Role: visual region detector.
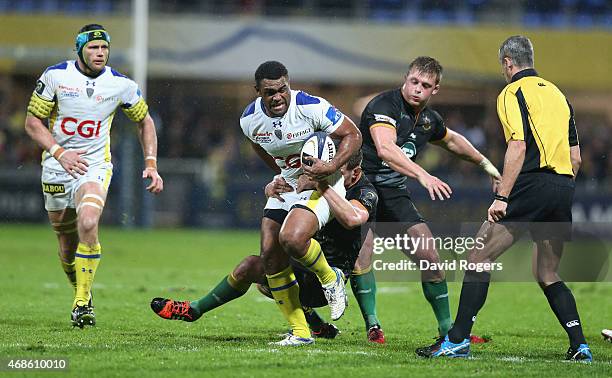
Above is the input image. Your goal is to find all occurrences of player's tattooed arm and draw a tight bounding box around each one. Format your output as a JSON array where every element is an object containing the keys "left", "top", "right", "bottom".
[
  {"left": 137, "top": 113, "right": 163, "bottom": 194},
  {"left": 250, "top": 142, "right": 281, "bottom": 174},
  {"left": 371, "top": 125, "right": 451, "bottom": 201},
  {"left": 24, "top": 115, "right": 89, "bottom": 178}
]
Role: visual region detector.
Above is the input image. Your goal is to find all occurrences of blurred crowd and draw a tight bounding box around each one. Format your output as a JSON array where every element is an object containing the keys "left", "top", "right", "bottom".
[
  {"left": 1, "top": 0, "right": 611, "bottom": 28},
  {"left": 1, "top": 75, "right": 610, "bottom": 189}
]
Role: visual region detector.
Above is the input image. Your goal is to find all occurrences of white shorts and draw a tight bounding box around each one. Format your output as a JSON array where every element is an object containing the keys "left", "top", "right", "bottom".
[
  {"left": 41, "top": 163, "right": 113, "bottom": 211},
  {"left": 264, "top": 173, "right": 346, "bottom": 230}
]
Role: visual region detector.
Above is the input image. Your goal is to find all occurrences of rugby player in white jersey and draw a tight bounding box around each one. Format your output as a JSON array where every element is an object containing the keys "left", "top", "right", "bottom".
[
  {"left": 240, "top": 61, "right": 361, "bottom": 345},
  {"left": 24, "top": 24, "right": 163, "bottom": 328}
]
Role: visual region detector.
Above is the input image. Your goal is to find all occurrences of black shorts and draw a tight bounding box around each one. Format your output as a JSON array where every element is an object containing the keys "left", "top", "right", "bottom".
[
  {"left": 373, "top": 185, "right": 425, "bottom": 237},
  {"left": 502, "top": 171, "right": 574, "bottom": 241}
]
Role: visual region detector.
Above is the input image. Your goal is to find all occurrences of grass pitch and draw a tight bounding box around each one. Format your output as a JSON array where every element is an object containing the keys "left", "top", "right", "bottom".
[{"left": 0, "top": 224, "right": 611, "bottom": 377}]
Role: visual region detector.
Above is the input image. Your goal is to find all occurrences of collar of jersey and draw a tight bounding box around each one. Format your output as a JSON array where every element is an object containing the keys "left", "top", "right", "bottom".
[
  {"left": 511, "top": 68, "right": 538, "bottom": 83},
  {"left": 74, "top": 60, "right": 106, "bottom": 79}
]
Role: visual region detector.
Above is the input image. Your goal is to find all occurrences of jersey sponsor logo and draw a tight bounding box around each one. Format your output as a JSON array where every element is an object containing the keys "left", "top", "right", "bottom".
[
  {"left": 35, "top": 80, "right": 46, "bottom": 95},
  {"left": 401, "top": 141, "right": 417, "bottom": 159},
  {"left": 325, "top": 106, "right": 343, "bottom": 124},
  {"left": 58, "top": 85, "right": 81, "bottom": 99},
  {"left": 253, "top": 131, "right": 273, "bottom": 144},
  {"left": 286, "top": 128, "right": 313, "bottom": 140},
  {"left": 60, "top": 117, "right": 102, "bottom": 138},
  {"left": 42, "top": 183, "right": 65, "bottom": 195},
  {"left": 374, "top": 114, "right": 397, "bottom": 127},
  {"left": 94, "top": 95, "right": 119, "bottom": 104},
  {"left": 274, "top": 154, "right": 301, "bottom": 169}
]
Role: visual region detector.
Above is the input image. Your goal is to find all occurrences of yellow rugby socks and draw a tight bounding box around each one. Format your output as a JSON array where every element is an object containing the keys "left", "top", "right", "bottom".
[
  {"left": 73, "top": 243, "right": 101, "bottom": 308},
  {"left": 295, "top": 239, "right": 336, "bottom": 286},
  {"left": 266, "top": 266, "right": 310, "bottom": 339}
]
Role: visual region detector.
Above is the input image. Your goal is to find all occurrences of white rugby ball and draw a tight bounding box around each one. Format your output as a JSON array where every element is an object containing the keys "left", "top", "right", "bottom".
[{"left": 301, "top": 132, "right": 336, "bottom": 166}]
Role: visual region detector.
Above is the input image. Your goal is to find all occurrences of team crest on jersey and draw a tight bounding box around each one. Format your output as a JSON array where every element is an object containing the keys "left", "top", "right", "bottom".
[
  {"left": 85, "top": 81, "right": 95, "bottom": 98},
  {"left": 42, "top": 183, "right": 65, "bottom": 195},
  {"left": 272, "top": 120, "right": 283, "bottom": 140},
  {"left": 421, "top": 115, "right": 431, "bottom": 130}
]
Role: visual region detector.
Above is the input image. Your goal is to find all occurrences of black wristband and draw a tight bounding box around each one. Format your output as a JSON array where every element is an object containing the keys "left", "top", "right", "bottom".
[{"left": 494, "top": 194, "right": 509, "bottom": 203}]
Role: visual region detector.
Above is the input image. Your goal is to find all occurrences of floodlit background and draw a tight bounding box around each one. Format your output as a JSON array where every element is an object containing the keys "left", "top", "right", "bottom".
[{"left": 0, "top": 0, "right": 610, "bottom": 228}]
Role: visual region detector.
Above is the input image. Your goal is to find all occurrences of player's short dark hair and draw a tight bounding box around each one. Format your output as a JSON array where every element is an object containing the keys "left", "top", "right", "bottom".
[
  {"left": 499, "top": 35, "right": 534, "bottom": 68},
  {"left": 255, "top": 61, "right": 288, "bottom": 88},
  {"left": 407, "top": 56, "right": 443, "bottom": 84},
  {"left": 79, "top": 24, "right": 106, "bottom": 33},
  {"left": 346, "top": 150, "right": 363, "bottom": 170}
]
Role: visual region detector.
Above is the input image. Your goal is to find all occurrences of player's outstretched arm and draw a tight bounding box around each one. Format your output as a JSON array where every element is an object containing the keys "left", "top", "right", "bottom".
[
  {"left": 371, "top": 125, "right": 451, "bottom": 201},
  {"left": 432, "top": 128, "right": 501, "bottom": 187},
  {"left": 136, "top": 113, "right": 163, "bottom": 194},
  {"left": 25, "top": 114, "right": 88, "bottom": 178},
  {"left": 316, "top": 181, "right": 369, "bottom": 230},
  {"left": 303, "top": 117, "right": 362, "bottom": 180}
]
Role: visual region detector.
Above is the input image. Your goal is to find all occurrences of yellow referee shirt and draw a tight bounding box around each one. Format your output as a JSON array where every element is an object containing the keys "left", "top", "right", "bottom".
[{"left": 497, "top": 69, "right": 579, "bottom": 176}]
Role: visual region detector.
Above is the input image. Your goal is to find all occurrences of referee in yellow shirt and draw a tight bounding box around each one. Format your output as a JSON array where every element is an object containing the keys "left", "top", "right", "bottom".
[{"left": 416, "top": 35, "right": 592, "bottom": 361}]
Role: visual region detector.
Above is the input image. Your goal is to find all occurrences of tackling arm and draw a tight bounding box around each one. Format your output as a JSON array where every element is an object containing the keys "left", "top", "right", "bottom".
[{"left": 316, "top": 181, "right": 369, "bottom": 229}]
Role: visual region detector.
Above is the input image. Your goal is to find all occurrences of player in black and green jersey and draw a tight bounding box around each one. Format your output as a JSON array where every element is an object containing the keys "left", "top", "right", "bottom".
[
  {"left": 151, "top": 151, "right": 385, "bottom": 343},
  {"left": 359, "top": 56, "right": 502, "bottom": 337}
]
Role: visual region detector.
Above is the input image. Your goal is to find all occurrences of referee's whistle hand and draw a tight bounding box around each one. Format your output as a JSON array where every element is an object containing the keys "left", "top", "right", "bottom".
[{"left": 487, "top": 200, "right": 507, "bottom": 222}]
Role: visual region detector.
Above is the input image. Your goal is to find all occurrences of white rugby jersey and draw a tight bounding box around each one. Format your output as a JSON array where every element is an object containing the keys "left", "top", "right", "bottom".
[
  {"left": 34, "top": 60, "right": 144, "bottom": 171},
  {"left": 240, "top": 90, "right": 345, "bottom": 188}
]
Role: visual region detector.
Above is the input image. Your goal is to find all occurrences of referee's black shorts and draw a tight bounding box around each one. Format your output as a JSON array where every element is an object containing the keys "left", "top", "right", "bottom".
[
  {"left": 501, "top": 170, "right": 575, "bottom": 241},
  {"left": 372, "top": 185, "right": 426, "bottom": 238}
]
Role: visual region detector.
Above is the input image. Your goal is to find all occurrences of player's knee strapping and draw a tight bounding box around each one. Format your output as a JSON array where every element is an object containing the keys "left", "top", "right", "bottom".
[
  {"left": 76, "top": 194, "right": 105, "bottom": 214},
  {"left": 267, "top": 266, "right": 310, "bottom": 339},
  {"left": 296, "top": 238, "right": 336, "bottom": 286},
  {"left": 74, "top": 242, "right": 101, "bottom": 307},
  {"left": 51, "top": 218, "right": 78, "bottom": 235}
]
